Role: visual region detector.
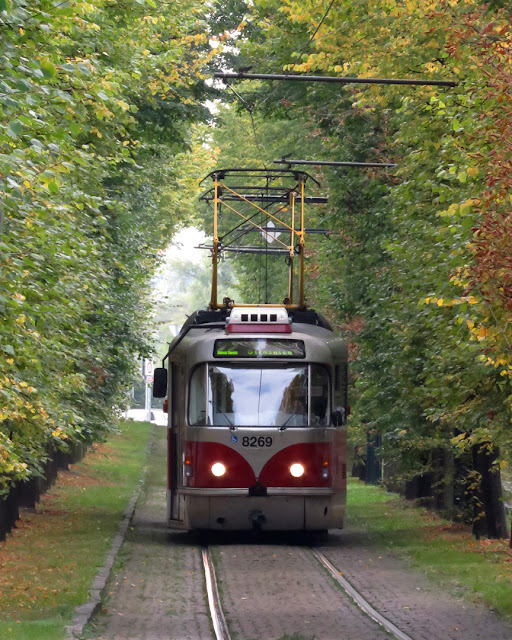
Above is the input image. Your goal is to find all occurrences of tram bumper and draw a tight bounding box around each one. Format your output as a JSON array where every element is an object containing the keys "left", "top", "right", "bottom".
[{"left": 184, "top": 493, "right": 344, "bottom": 531}]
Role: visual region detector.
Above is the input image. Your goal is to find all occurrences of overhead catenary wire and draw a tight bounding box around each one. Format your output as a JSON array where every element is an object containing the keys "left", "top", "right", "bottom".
[
  {"left": 306, "top": 0, "right": 337, "bottom": 48},
  {"left": 224, "top": 82, "right": 268, "bottom": 169},
  {"left": 217, "top": 0, "right": 339, "bottom": 163},
  {"left": 255, "top": 0, "right": 338, "bottom": 110}
]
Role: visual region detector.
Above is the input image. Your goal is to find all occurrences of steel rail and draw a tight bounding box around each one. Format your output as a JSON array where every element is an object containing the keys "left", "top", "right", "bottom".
[
  {"left": 200, "top": 194, "right": 328, "bottom": 204},
  {"left": 202, "top": 546, "right": 231, "bottom": 640},
  {"left": 196, "top": 244, "right": 290, "bottom": 256},
  {"left": 214, "top": 71, "right": 457, "bottom": 87},
  {"left": 273, "top": 159, "right": 397, "bottom": 168},
  {"left": 311, "top": 548, "right": 414, "bottom": 640}
]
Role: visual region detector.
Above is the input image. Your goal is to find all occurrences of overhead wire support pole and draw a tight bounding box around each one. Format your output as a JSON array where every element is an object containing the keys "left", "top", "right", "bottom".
[
  {"left": 274, "top": 159, "right": 398, "bottom": 168},
  {"left": 289, "top": 190, "right": 296, "bottom": 304},
  {"left": 214, "top": 71, "right": 457, "bottom": 88},
  {"left": 210, "top": 176, "right": 220, "bottom": 310},
  {"left": 299, "top": 177, "right": 306, "bottom": 310}
]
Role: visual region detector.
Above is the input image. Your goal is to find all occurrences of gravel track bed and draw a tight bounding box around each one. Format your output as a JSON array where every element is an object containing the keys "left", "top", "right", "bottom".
[
  {"left": 318, "top": 529, "right": 512, "bottom": 640},
  {"left": 212, "top": 536, "right": 393, "bottom": 640}
]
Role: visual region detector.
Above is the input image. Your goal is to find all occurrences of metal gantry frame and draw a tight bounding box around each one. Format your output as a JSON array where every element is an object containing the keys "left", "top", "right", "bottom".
[
  {"left": 199, "top": 168, "right": 324, "bottom": 311},
  {"left": 202, "top": 71, "right": 456, "bottom": 310}
]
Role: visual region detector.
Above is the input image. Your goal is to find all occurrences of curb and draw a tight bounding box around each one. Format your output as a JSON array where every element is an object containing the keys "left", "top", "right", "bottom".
[{"left": 65, "top": 424, "right": 155, "bottom": 640}]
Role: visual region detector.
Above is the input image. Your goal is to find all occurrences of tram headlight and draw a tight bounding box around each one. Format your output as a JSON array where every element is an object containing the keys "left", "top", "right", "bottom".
[
  {"left": 290, "top": 463, "right": 305, "bottom": 478},
  {"left": 211, "top": 462, "right": 226, "bottom": 477}
]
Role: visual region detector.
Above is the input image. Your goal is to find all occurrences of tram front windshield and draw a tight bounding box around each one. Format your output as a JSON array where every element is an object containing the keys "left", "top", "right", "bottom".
[{"left": 188, "top": 364, "right": 329, "bottom": 427}]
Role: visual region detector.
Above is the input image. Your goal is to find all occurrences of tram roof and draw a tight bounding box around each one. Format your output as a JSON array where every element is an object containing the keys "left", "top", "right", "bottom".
[{"left": 166, "top": 308, "right": 347, "bottom": 366}]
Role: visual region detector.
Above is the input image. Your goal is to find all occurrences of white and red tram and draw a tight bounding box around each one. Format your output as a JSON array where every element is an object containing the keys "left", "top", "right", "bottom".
[{"left": 153, "top": 305, "right": 348, "bottom": 532}]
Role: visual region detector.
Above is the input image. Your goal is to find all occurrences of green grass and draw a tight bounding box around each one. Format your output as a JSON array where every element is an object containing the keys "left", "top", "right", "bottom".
[
  {"left": 0, "top": 420, "right": 152, "bottom": 640},
  {"left": 347, "top": 477, "right": 512, "bottom": 620}
]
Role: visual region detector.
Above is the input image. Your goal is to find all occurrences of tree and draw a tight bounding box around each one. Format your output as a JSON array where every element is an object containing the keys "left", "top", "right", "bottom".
[
  {"left": 0, "top": 0, "right": 215, "bottom": 494},
  {"left": 209, "top": 0, "right": 512, "bottom": 536}
]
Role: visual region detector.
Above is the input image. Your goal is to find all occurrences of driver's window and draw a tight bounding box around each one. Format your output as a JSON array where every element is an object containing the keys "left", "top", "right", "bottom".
[
  {"left": 188, "top": 365, "right": 206, "bottom": 426},
  {"left": 310, "top": 365, "right": 329, "bottom": 426}
]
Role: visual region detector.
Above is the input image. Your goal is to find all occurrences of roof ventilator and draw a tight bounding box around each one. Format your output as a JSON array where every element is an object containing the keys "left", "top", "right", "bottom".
[{"left": 227, "top": 306, "right": 292, "bottom": 334}]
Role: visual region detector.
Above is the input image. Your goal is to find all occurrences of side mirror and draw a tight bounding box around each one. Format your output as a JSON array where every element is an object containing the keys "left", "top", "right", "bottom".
[{"left": 153, "top": 367, "right": 167, "bottom": 398}]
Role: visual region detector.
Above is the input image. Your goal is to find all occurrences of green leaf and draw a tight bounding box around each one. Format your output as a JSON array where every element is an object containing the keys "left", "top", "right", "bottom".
[
  {"left": 40, "top": 61, "right": 57, "bottom": 78},
  {"left": 69, "top": 122, "right": 82, "bottom": 136},
  {"left": 7, "top": 120, "right": 23, "bottom": 138}
]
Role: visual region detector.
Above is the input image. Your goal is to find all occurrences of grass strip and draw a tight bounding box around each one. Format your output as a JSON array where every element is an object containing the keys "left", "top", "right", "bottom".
[
  {"left": 0, "top": 420, "right": 152, "bottom": 640},
  {"left": 347, "top": 477, "right": 512, "bottom": 621}
]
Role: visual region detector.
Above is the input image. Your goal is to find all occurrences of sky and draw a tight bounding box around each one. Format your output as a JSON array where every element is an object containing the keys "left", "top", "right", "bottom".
[{"left": 153, "top": 226, "right": 208, "bottom": 302}]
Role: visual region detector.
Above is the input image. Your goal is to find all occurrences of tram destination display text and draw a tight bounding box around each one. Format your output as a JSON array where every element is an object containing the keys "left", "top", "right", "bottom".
[{"left": 213, "top": 338, "right": 305, "bottom": 359}]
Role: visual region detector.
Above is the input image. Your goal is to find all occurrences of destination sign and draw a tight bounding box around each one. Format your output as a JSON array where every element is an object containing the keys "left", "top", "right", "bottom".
[{"left": 213, "top": 338, "right": 305, "bottom": 359}]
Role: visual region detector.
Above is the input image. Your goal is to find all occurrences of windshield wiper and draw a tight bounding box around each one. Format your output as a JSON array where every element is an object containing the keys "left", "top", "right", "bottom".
[
  {"left": 209, "top": 400, "right": 233, "bottom": 427},
  {"left": 279, "top": 414, "right": 295, "bottom": 431}
]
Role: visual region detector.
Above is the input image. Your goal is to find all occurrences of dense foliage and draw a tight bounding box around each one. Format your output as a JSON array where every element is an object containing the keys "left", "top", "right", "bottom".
[
  {"left": 3, "top": 0, "right": 512, "bottom": 535},
  {"left": 210, "top": 0, "right": 512, "bottom": 529},
  {"left": 0, "top": 0, "right": 212, "bottom": 494}
]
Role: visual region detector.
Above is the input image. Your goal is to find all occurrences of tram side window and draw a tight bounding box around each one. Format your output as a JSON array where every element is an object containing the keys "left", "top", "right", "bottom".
[
  {"left": 276, "top": 369, "right": 308, "bottom": 427},
  {"left": 310, "top": 365, "right": 329, "bottom": 426},
  {"left": 208, "top": 366, "right": 236, "bottom": 426},
  {"left": 189, "top": 365, "right": 207, "bottom": 426}
]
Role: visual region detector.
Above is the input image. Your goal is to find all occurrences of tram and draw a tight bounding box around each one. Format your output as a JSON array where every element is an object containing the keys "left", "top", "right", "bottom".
[{"left": 153, "top": 169, "right": 348, "bottom": 531}]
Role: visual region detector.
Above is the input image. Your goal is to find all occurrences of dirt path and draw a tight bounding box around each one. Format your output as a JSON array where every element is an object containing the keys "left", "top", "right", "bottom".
[{"left": 86, "top": 424, "right": 512, "bottom": 640}]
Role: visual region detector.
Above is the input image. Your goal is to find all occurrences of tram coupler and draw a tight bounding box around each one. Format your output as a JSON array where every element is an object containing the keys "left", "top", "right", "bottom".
[{"left": 249, "top": 510, "right": 266, "bottom": 531}]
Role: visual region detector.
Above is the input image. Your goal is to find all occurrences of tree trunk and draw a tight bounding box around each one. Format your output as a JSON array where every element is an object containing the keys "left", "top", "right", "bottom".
[
  {"left": 433, "top": 448, "right": 455, "bottom": 516},
  {"left": 471, "top": 444, "right": 508, "bottom": 539},
  {"left": 365, "top": 432, "right": 382, "bottom": 485}
]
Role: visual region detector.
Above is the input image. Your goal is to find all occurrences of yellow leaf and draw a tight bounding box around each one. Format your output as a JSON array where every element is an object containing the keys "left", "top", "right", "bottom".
[{"left": 478, "top": 326, "right": 488, "bottom": 340}]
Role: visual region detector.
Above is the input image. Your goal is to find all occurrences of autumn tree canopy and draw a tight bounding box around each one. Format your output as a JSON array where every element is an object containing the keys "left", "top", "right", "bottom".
[
  {"left": 206, "top": 0, "right": 512, "bottom": 530},
  {"left": 0, "top": 0, "right": 213, "bottom": 493}
]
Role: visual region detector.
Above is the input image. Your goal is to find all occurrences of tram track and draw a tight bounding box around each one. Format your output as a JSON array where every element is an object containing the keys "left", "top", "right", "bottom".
[
  {"left": 202, "top": 545, "right": 231, "bottom": 640},
  {"left": 311, "top": 548, "right": 413, "bottom": 640},
  {"left": 201, "top": 539, "right": 417, "bottom": 640}
]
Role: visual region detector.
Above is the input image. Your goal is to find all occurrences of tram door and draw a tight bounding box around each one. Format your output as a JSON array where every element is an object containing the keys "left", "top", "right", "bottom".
[{"left": 167, "top": 363, "right": 181, "bottom": 522}]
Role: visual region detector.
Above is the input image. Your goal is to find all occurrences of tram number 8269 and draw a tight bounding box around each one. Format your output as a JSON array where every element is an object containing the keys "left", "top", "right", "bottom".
[{"left": 242, "top": 436, "right": 273, "bottom": 447}]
